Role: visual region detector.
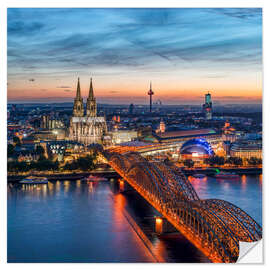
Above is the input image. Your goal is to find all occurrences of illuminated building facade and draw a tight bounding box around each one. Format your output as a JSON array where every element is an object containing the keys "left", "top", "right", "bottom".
[
  {"left": 41, "top": 115, "right": 65, "bottom": 130},
  {"left": 45, "top": 140, "right": 85, "bottom": 161},
  {"left": 221, "top": 121, "right": 241, "bottom": 143},
  {"left": 230, "top": 141, "right": 262, "bottom": 159},
  {"left": 180, "top": 138, "right": 214, "bottom": 160},
  {"left": 69, "top": 78, "right": 107, "bottom": 145},
  {"left": 112, "top": 115, "right": 120, "bottom": 123},
  {"left": 159, "top": 119, "right": 166, "bottom": 133},
  {"left": 156, "top": 119, "right": 166, "bottom": 133},
  {"left": 111, "top": 130, "right": 138, "bottom": 144},
  {"left": 202, "top": 92, "right": 212, "bottom": 120},
  {"left": 32, "top": 131, "right": 57, "bottom": 141}
]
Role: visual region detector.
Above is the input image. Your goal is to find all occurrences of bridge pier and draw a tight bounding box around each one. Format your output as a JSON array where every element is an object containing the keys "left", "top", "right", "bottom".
[
  {"left": 155, "top": 216, "right": 178, "bottom": 235},
  {"left": 118, "top": 179, "right": 133, "bottom": 193},
  {"left": 118, "top": 179, "right": 124, "bottom": 192}
]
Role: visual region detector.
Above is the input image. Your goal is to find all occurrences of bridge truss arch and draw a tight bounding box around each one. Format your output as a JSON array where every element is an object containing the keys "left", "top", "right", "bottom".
[{"left": 106, "top": 150, "right": 262, "bottom": 263}]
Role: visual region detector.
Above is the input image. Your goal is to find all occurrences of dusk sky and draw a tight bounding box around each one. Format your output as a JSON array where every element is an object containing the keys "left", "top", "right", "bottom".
[{"left": 7, "top": 8, "right": 262, "bottom": 104}]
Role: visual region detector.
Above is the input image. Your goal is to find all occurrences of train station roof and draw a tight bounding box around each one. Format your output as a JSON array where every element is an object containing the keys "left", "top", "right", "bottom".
[{"left": 153, "top": 128, "right": 218, "bottom": 142}]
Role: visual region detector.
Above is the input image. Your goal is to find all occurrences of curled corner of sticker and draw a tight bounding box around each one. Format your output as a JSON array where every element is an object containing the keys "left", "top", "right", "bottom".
[{"left": 237, "top": 239, "right": 263, "bottom": 263}]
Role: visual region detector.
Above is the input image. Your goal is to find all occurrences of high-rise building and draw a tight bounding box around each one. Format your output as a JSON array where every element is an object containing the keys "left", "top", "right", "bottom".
[
  {"left": 202, "top": 92, "right": 212, "bottom": 120},
  {"left": 147, "top": 82, "right": 154, "bottom": 113},
  {"left": 69, "top": 78, "right": 107, "bottom": 145},
  {"left": 129, "top": 103, "right": 134, "bottom": 114}
]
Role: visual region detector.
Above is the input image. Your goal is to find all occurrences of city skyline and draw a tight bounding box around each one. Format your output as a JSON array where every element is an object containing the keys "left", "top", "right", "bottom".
[
  {"left": 7, "top": 8, "right": 262, "bottom": 104},
  {"left": 6, "top": 7, "right": 263, "bottom": 265}
]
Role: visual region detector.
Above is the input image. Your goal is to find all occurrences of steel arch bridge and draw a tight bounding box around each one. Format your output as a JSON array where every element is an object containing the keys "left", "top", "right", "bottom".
[{"left": 104, "top": 150, "right": 262, "bottom": 263}]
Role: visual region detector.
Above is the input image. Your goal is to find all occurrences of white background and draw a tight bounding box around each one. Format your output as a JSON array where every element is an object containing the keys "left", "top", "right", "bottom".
[{"left": 0, "top": 0, "right": 269, "bottom": 269}]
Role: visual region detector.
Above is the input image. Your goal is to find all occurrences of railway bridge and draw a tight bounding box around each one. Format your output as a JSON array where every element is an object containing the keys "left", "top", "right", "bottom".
[{"left": 103, "top": 149, "right": 262, "bottom": 263}]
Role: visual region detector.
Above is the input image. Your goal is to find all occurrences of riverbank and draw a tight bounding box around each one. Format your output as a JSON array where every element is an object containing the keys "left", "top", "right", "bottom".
[
  {"left": 182, "top": 167, "right": 262, "bottom": 176},
  {"left": 7, "top": 170, "right": 118, "bottom": 183},
  {"left": 7, "top": 166, "right": 262, "bottom": 182}
]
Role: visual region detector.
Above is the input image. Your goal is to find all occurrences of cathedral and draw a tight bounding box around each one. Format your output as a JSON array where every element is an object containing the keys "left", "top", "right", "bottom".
[{"left": 69, "top": 78, "right": 107, "bottom": 145}]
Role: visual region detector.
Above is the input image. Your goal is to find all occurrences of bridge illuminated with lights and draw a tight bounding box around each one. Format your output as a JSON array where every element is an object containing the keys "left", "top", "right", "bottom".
[{"left": 102, "top": 148, "right": 262, "bottom": 263}]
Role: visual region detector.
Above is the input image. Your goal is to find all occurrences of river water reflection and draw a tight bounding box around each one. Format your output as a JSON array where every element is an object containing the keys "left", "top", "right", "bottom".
[
  {"left": 7, "top": 173, "right": 262, "bottom": 262},
  {"left": 189, "top": 174, "right": 262, "bottom": 226}
]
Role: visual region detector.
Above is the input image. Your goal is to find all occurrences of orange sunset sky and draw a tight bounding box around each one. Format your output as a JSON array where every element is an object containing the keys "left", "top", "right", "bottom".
[{"left": 7, "top": 8, "right": 262, "bottom": 104}]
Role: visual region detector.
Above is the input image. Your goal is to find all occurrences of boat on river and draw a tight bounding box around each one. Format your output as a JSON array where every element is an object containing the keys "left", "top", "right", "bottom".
[
  {"left": 82, "top": 175, "right": 107, "bottom": 182},
  {"left": 19, "top": 176, "right": 48, "bottom": 184},
  {"left": 192, "top": 174, "right": 206, "bottom": 179},
  {"left": 215, "top": 171, "right": 240, "bottom": 180}
]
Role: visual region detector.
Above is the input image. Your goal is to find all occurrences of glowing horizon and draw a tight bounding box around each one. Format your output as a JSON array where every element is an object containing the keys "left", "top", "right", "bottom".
[{"left": 7, "top": 8, "right": 262, "bottom": 105}]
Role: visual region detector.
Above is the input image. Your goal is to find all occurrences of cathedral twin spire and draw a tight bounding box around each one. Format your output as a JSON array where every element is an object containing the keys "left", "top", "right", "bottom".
[
  {"left": 72, "top": 77, "right": 97, "bottom": 117},
  {"left": 87, "top": 78, "right": 97, "bottom": 117},
  {"left": 76, "top": 77, "right": 82, "bottom": 99},
  {"left": 72, "top": 78, "right": 84, "bottom": 117},
  {"left": 88, "top": 78, "right": 94, "bottom": 100}
]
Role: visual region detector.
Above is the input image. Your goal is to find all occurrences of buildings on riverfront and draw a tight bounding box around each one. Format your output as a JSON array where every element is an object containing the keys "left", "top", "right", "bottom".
[
  {"left": 7, "top": 82, "right": 262, "bottom": 166},
  {"left": 230, "top": 140, "right": 262, "bottom": 159}
]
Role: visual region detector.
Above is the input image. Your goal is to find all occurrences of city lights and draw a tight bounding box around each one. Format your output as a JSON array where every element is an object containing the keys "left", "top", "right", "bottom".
[{"left": 7, "top": 7, "right": 262, "bottom": 264}]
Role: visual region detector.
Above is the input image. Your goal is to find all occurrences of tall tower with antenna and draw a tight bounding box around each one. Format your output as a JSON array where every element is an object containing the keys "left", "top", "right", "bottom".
[{"left": 148, "top": 82, "right": 154, "bottom": 113}]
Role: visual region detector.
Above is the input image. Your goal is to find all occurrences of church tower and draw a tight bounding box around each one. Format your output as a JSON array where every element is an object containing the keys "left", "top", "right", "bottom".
[
  {"left": 72, "top": 78, "right": 84, "bottom": 117},
  {"left": 86, "top": 78, "right": 97, "bottom": 117},
  {"left": 69, "top": 76, "right": 107, "bottom": 145}
]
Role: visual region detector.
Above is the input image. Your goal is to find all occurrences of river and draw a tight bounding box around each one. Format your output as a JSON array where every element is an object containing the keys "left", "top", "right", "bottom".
[{"left": 7, "top": 174, "right": 262, "bottom": 263}]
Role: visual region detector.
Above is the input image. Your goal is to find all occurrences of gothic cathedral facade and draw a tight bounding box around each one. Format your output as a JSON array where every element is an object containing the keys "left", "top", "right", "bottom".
[{"left": 69, "top": 78, "right": 107, "bottom": 145}]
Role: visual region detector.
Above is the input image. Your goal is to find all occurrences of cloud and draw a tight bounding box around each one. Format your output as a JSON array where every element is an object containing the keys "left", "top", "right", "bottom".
[
  {"left": 214, "top": 96, "right": 262, "bottom": 101},
  {"left": 109, "top": 90, "right": 119, "bottom": 93},
  {"left": 202, "top": 74, "right": 227, "bottom": 78},
  {"left": 215, "top": 96, "right": 245, "bottom": 99},
  {"left": 213, "top": 8, "right": 262, "bottom": 20},
  {"left": 8, "top": 21, "right": 45, "bottom": 36},
  {"left": 7, "top": 8, "right": 262, "bottom": 103}
]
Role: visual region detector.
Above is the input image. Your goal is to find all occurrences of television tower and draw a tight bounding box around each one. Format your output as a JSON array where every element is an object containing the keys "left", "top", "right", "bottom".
[{"left": 148, "top": 82, "right": 154, "bottom": 113}]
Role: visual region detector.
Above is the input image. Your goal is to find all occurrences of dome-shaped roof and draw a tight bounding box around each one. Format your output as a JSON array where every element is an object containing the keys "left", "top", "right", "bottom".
[{"left": 180, "top": 138, "right": 214, "bottom": 156}]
